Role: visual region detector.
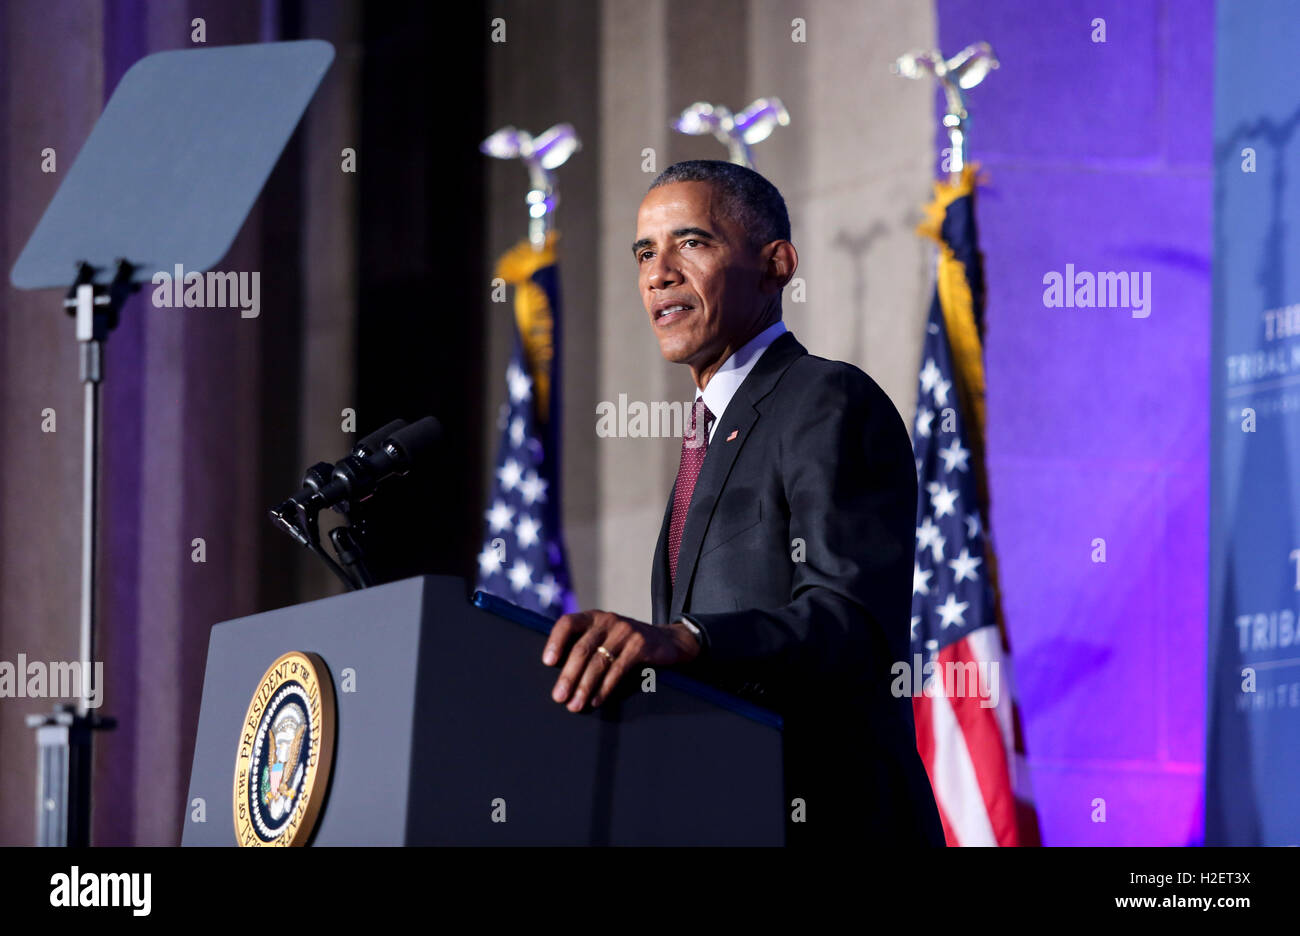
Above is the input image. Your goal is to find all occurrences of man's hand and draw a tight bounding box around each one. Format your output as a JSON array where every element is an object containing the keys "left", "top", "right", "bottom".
[{"left": 542, "top": 610, "right": 701, "bottom": 712}]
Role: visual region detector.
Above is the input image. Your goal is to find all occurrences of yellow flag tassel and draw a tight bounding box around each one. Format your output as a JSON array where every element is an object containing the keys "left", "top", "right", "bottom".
[
  {"left": 495, "top": 231, "right": 559, "bottom": 419},
  {"left": 916, "top": 164, "right": 989, "bottom": 447}
]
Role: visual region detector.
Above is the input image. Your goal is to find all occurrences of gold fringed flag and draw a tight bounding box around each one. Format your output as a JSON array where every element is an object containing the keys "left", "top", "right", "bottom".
[
  {"left": 910, "top": 165, "right": 1040, "bottom": 846},
  {"left": 476, "top": 231, "right": 576, "bottom": 616}
]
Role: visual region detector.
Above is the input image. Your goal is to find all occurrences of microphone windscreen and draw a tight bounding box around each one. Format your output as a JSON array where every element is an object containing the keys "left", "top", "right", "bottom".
[
  {"left": 385, "top": 416, "right": 442, "bottom": 467},
  {"left": 354, "top": 419, "right": 407, "bottom": 457}
]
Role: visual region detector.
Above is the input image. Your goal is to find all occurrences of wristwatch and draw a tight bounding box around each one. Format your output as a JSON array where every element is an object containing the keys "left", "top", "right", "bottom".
[{"left": 674, "top": 614, "right": 707, "bottom": 651}]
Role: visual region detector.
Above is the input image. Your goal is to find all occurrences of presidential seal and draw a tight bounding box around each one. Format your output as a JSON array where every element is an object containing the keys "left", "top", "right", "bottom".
[{"left": 233, "top": 651, "right": 336, "bottom": 847}]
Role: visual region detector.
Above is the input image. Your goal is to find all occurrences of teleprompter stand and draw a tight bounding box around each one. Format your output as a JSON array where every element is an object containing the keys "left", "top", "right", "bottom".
[
  {"left": 22, "top": 260, "right": 133, "bottom": 846},
  {"left": 10, "top": 40, "right": 335, "bottom": 845}
]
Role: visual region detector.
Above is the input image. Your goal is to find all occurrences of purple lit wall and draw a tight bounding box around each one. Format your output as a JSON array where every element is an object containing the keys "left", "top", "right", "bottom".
[{"left": 935, "top": 0, "right": 1212, "bottom": 844}]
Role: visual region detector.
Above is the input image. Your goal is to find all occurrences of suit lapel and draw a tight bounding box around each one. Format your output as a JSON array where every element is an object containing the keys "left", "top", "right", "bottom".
[
  {"left": 669, "top": 404, "right": 758, "bottom": 621},
  {"left": 668, "top": 331, "right": 807, "bottom": 621}
]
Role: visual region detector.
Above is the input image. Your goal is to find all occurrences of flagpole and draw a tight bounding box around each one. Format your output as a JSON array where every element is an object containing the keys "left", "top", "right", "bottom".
[
  {"left": 671, "top": 97, "right": 789, "bottom": 169},
  {"left": 891, "top": 42, "right": 999, "bottom": 184},
  {"left": 481, "top": 123, "right": 581, "bottom": 250}
]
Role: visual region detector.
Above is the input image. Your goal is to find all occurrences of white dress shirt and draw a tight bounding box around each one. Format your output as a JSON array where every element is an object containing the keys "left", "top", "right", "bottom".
[{"left": 695, "top": 319, "right": 788, "bottom": 442}]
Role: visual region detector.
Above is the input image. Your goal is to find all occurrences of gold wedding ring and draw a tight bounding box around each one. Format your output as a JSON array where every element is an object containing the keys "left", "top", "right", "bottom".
[{"left": 595, "top": 645, "right": 614, "bottom": 663}]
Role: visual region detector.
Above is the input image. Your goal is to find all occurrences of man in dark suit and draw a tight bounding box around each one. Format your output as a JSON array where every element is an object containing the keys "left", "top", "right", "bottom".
[{"left": 542, "top": 159, "right": 943, "bottom": 845}]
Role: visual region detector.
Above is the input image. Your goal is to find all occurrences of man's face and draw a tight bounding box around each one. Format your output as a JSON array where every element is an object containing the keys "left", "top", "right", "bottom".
[{"left": 633, "top": 181, "right": 766, "bottom": 374}]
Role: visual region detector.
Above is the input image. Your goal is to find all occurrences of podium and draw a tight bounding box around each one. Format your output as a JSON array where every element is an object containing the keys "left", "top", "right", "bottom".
[{"left": 183, "top": 575, "right": 785, "bottom": 845}]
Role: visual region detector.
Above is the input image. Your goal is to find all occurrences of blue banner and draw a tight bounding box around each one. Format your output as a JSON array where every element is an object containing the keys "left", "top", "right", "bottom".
[{"left": 1207, "top": 0, "right": 1300, "bottom": 845}]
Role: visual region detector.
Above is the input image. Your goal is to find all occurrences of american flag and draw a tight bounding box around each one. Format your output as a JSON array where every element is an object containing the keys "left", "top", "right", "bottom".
[
  {"left": 910, "top": 165, "right": 1040, "bottom": 846},
  {"left": 475, "top": 233, "right": 576, "bottom": 617}
]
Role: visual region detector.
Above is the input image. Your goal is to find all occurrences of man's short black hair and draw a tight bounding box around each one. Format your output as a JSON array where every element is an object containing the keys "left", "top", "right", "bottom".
[{"left": 648, "top": 159, "right": 791, "bottom": 250}]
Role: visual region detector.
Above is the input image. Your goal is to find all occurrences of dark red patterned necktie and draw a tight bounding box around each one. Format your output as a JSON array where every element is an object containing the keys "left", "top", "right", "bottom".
[{"left": 669, "top": 399, "right": 713, "bottom": 585}]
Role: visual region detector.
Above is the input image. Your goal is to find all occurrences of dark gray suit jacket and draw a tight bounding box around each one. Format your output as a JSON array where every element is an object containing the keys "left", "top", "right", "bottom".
[{"left": 651, "top": 330, "right": 945, "bottom": 846}]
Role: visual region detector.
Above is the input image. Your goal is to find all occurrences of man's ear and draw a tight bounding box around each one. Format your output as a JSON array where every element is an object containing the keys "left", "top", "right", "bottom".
[{"left": 760, "top": 240, "right": 798, "bottom": 294}]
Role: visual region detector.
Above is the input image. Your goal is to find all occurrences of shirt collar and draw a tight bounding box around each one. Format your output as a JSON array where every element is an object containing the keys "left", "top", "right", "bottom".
[{"left": 695, "top": 320, "right": 788, "bottom": 437}]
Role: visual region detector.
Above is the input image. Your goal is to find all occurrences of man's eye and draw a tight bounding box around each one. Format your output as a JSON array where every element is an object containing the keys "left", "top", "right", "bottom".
[
  {"left": 683, "top": 239, "right": 700, "bottom": 247},
  {"left": 638, "top": 251, "right": 652, "bottom": 263}
]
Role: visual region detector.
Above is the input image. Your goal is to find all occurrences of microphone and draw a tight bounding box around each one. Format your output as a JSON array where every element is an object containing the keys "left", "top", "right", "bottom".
[
  {"left": 283, "top": 419, "right": 407, "bottom": 510},
  {"left": 268, "top": 416, "right": 443, "bottom": 589},
  {"left": 296, "top": 416, "right": 442, "bottom": 515}
]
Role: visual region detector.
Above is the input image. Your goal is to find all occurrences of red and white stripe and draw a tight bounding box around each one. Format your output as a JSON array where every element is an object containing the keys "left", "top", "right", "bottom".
[{"left": 913, "top": 625, "right": 1039, "bottom": 846}]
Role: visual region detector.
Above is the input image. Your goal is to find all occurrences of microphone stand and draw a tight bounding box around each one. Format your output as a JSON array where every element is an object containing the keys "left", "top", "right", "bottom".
[
  {"left": 269, "top": 475, "right": 359, "bottom": 591},
  {"left": 329, "top": 511, "right": 376, "bottom": 589},
  {"left": 269, "top": 465, "right": 379, "bottom": 591}
]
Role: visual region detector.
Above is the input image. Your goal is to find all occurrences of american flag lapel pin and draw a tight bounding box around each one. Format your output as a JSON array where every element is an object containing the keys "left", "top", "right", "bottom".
[{"left": 725, "top": 429, "right": 739, "bottom": 442}]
